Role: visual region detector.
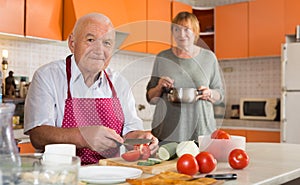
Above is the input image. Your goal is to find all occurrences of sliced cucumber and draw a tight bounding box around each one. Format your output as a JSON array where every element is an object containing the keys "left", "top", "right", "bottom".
[
  {"left": 137, "top": 160, "right": 155, "bottom": 166},
  {"left": 158, "top": 142, "right": 178, "bottom": 161},
  {"left": 147, "top": 158, "right": 162, "bottom": 164}
]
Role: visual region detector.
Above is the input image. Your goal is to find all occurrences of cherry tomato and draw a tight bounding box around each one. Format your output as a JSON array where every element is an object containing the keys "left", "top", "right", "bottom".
[
  {"left": 211, "top": 129, "right": 231, "bottom": 139},
  {"left": 177, "top": 154, "right": 199, "bottom": 176},
  {"left": 195, "top": 151, "right": 217, "bottom": 173},
  {"left": 134, "top": 144, "right": 151, "bottom": 160},
  {"left": 228, "top": 149, "right": 249, "bottom": 169},
  {"left": 121, "top": 150, "right": 140, "bottom": 162}
]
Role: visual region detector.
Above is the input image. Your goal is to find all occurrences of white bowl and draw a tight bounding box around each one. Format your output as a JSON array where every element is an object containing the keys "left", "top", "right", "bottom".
[{"left": 198, "top": 135, "right": 246, "bottom": 162}]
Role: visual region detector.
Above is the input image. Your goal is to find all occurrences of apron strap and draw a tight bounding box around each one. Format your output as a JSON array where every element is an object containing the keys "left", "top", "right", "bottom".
[{"left": 65, "top": 55, "right": 117, "bottom": 98}]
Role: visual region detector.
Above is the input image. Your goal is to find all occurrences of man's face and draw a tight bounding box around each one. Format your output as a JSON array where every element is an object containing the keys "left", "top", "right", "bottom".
[{"left": 70, "top": 18, "right": 115, "bottom": 74}]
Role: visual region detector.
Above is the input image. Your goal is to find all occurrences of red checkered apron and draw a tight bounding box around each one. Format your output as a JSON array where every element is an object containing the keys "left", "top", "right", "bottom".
[{"left": 62, "top": 55, "right": 124, "bottom": 165}]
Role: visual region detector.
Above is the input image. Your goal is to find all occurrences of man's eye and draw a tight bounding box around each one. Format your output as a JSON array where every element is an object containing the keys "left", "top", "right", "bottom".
[
  {"left": 87, "top": 38, "right": 95, "bottom": 42},
  {"left": 104, "top": 41, "right": 112, "bottom": 47}
]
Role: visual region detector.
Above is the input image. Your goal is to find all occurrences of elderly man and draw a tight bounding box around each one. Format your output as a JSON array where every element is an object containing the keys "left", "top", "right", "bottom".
[{"left": 24, "top": 13, "right": 158, "bottom": 165}]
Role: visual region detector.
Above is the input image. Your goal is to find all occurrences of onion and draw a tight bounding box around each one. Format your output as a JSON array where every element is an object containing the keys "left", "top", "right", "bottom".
[{"left": 176, "top": 141, "right": 199, "bottom": 157}]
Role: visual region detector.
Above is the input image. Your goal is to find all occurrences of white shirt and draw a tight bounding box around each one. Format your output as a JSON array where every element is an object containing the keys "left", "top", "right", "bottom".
[{"left": 24, "top": 55, "right": 143, "bottom": 135}]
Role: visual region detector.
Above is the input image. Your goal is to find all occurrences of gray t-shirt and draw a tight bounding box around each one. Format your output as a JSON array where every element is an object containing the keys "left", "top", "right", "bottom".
[{"left": 146, "top": 48, "right": 225, "bottom": 142}]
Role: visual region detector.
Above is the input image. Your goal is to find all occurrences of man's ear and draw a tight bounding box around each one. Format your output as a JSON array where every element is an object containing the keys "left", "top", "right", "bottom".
[{"left": 68, "top": 34, "right": 75, "bottom": 53}]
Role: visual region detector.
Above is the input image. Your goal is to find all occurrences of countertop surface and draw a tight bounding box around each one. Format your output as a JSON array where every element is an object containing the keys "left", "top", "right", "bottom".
[
  {"left": 120, "top": 143, "right": 300, "bottom": 185},
  {"left": 217, "top": 119, "right": 280, "bottom": 131},
  {"left": 219, "top": 143, "right": 300, "bottom": 185}
]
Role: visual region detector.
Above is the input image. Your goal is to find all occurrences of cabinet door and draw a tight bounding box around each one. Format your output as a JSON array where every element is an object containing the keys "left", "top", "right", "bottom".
[
  {"left": 0, "top": 0, "right": 24, "bottom": 35},
  {"left": 63, "top": 0, "right": 129, "bottom": 40},
  {"left": 249, "top": 0, "right": 285, "bottom": 57},
  {"left": 147, "top": 0, "right": 171, "bottom": 54},
  {"left": 64, "top": 0, "right": 146, "bottom": 53},
  {"left": 246, "top": 130, "right": 280, "bottom": 143},
  {"left": 118, "top": 0, "right": 147, "bottom": 53},
  {"left": 172, "top": 1, "right": 192, "bottom": 19},
  {"left": 221, "top": 129, "right": 247, "bottom": 137},
  {"left": 26, "top": 0, "right": 63, "bottom": 40},
  {"left": 215, "top": 3, "right": 248, "bottom": 59},
  {"left": 285, "top": 0, "right": 300, "bottom": 35}
]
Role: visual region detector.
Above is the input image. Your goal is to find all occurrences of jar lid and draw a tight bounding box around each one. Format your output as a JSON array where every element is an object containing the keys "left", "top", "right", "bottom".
[{"left": 0, "top": 103, "right": 16, "bottom": 114}]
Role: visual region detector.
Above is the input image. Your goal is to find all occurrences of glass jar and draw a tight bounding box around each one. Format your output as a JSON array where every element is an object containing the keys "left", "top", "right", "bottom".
[{"left": 0, "top": 103, "right": 21, "bottom": 184}]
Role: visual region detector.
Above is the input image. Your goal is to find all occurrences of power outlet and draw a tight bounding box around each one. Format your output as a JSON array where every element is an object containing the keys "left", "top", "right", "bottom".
[{"left": 222, "top": 67, "right": 233, "bottom": 73}]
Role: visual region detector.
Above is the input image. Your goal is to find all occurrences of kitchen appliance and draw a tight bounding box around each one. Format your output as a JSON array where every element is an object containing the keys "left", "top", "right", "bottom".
[
  {"left": 281, "top": 36, "right": 300, "bottom": 144},
  {"left": 239, "top": 98, "right": 280, "bottom": 121}
]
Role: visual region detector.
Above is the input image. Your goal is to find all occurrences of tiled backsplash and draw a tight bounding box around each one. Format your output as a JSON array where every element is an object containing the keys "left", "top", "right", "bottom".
[{"left": 0, "top": 36, "right": 281, "bottom": 120}]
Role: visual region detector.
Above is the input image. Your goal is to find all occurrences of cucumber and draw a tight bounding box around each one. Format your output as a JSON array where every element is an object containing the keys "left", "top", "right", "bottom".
[
  {"left": 137, "top": 160, "right": 155, "bottom": 166},
  {"left": 158, "top": 142, "right": 178, "bottom": 161},
  {"left": 147, "top": 158, "right": 162, "bottom": 164}
]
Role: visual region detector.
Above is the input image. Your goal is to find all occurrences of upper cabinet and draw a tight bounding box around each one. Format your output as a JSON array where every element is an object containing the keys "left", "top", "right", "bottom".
[
  {"left": 215, "top": 0, "right": 289, "bottom": 59},
  {"left": 0, "top": 0, "right": 24, "bottom": 35},
  {"left": 193, "top": 7, "right": 215, "bottom": 52},
  {"left": 25, "top": 0, "right": 63, "bottom": 40},
  {"left": 172, "top": 1, "right": 192, "bottom": 19},
  {"left": 215, "top": 2, "right": 248, "bottom": 59},
  {"left": 147, "top": 0, "right": 171, "bottom": 54},
  {"left": 249, "top": 0, "right": 285, "bottom": 57},
  {"left": 285, "top": 0, "right": 300, "bottom": 35},
  {"left": 63, "top": 0, "right": 147, "bottom": 53}
]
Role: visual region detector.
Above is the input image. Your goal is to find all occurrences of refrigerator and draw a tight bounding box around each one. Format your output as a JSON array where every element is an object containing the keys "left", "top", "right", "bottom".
[{"left": 281, "top": 38, "right": 300, "bottom": 144}]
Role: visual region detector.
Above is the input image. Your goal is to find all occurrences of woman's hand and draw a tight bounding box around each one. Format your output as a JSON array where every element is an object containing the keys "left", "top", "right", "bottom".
[
  {"left": 125, "top": 130, "right": 159, "bottom": 156},
  {"left": 157, "top": 76, "right": 174, "bottom": 90},
  {"left": 196, "top": 86, "right": 213, "bottom": 101}
]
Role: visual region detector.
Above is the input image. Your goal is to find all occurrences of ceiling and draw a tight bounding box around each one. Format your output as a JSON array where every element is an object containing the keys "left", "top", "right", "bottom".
[{"left": 176, "top": 0, "right": 251, "bottom": 7}]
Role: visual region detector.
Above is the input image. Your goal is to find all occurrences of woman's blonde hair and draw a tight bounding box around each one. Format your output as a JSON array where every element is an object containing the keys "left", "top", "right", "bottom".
[{"left": 172, "top": 11, "right": 200, "bottom": 42}]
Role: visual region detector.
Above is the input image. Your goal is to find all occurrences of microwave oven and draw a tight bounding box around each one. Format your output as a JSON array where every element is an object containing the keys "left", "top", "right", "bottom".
[{"left": 239, "top": 98, "right": 280, "bottom": 121}]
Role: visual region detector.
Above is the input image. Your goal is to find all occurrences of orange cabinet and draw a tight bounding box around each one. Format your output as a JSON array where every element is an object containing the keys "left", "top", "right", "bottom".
[
  {"left": 285, "top": 0, "right": 300, "bottom": 35},
  {"left": 215, "top": 2, "right": 248, "bottom": 59},
  {"left": 64, "top": 0, "right": 146, "bottom": 53},
  {"left": 18, "top": 142, "right": 35, "bottom": 154},
  {"left": 249, "top": 0, "right": 285, "bottom": 57},
  {"left": 246, "top": 130, "right": 280, "bottom": 143},
  {"left": 147, "top": 0, "right": 171, "bottom": 54},
  {"left": 222, "top": 128, "right": 280, "bottom": 143},
  {"left": 0, "top": 0, "right": 24, "bottom": 35},
  {"left": 172, "top": 1, "right": 192, "bottom": 19},
  {"left": 26, "top": 0, "right": 63, "bottom": 40}
]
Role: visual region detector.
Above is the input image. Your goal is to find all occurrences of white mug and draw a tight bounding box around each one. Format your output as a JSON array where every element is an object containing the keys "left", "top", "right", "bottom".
[{"left": 44, "top": 144, "right": 76, "bottom": 164}]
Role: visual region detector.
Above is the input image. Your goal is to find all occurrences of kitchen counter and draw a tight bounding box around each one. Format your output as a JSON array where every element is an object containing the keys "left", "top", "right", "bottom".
[
  {"left": 217, "top": 119, "right": 280, "bottom": 131},
  {"left": 120, "top": 143, "right": 300, "bottom": 185}
]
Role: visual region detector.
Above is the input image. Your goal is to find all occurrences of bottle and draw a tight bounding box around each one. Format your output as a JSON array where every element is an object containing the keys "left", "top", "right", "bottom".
[
  {"left": 0, "top": 70, "right": 2, "bottom": 103},
  {"left": 0, "top": 103, "right": 21, "bottom": 184}
]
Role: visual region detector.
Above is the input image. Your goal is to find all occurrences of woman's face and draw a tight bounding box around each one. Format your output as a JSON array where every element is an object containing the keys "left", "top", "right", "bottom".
[
  {"left": 172, "top": 20, "right": 196, "bottom": 48},
  {"left": 69, "top": 18, "right": 115, "bottom": 74}
]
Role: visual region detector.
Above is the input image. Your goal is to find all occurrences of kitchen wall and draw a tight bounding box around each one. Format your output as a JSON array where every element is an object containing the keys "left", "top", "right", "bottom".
[{"left": 0, "top": 36, "right": 281, "bottom": 126}]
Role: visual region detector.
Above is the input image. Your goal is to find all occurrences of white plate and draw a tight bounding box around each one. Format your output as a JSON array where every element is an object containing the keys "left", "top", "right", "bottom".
[{"left": 79, "top": 166, "right": 142, "bottom": 184}]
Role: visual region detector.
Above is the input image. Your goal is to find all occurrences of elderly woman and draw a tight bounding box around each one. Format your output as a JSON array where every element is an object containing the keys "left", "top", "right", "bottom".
[{"left": 146, "top": 11, "right": 225, "bottom": 142}]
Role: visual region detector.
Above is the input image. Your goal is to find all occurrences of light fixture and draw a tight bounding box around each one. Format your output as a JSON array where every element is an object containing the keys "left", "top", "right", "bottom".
[{"left": 2, "top": 49, "right": 8, "bottom": 71}]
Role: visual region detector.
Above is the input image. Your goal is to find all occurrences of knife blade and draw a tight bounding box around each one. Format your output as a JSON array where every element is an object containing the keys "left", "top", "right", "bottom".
[
  {"left": 123, "top": 138, "right": 152, "bottom": 145},
  {"left": 108, "top": 137, "right": 151, "bottom": 147}
]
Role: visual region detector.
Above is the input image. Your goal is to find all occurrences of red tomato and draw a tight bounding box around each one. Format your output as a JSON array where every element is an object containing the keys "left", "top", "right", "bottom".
[
  {"left": 195, "top": 152, "right": 217, "bottom": 173},
  {"left": 177, "top": 154, "right": 199, "bottom": 176},
  {"left": 211, "top": 129, "right": 231, "bottom": 139},
  {"left": 121, "top": 150, "right": 140, "bottom": 162},
  {"left": 228, "top": 149, "right": 250, "bottom": 169},
  {"left": 135, "top": 144, "right": 151, "bottom": 160}
]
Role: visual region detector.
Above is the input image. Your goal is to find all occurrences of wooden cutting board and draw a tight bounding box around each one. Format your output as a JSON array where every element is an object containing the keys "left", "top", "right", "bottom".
[{"left": 99, "top": 157, "right": 177, "bottom": 174}]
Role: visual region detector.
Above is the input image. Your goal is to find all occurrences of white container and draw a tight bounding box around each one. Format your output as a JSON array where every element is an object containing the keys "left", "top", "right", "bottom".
[{"left": 198, "top": 135, "right": 246, "bottom": 162}]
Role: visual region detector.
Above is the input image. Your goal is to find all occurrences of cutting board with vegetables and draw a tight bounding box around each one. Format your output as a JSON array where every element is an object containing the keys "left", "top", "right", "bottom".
[{"left": 99, "top": 157, "right": 177, "bottom": 174}]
